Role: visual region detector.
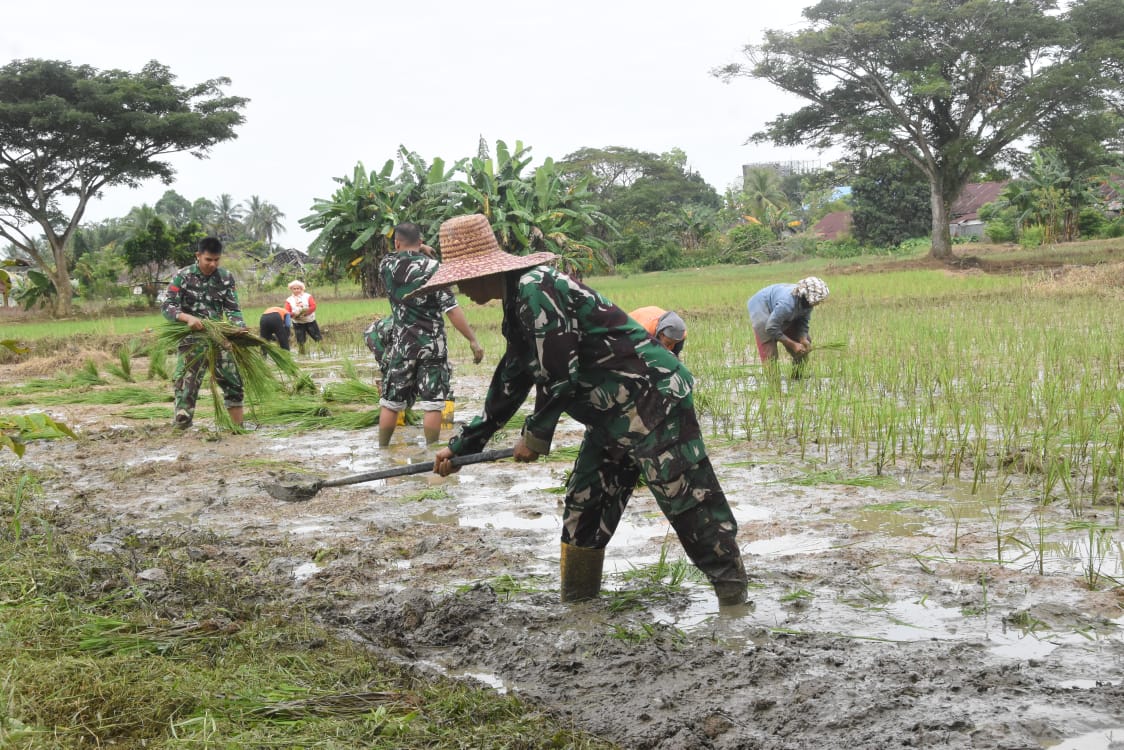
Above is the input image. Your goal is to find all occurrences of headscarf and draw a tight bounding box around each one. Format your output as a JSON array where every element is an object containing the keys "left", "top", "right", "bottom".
[{"left": 793, "top": 277, "right": 829, "bottom": 305}]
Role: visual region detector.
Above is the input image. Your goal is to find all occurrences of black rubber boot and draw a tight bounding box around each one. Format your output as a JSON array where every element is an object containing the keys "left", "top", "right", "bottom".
[
  {"left": 669, "top": 504, "right": 749, "bottom": 607},
  {"left": 559, "top": 542, "right": 605, "bottom": 602}
]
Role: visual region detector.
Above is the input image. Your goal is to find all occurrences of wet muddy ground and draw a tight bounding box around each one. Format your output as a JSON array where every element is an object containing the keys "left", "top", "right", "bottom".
[{"left": 6, "top": 365, "right": 1124, "bottom": 749}]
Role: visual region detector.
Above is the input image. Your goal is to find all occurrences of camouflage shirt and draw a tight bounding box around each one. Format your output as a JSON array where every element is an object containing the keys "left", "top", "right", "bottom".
[
  {"left": 449, "top": 265, "right": 695, "bottom": 456},
  {"left": 380, "top": 250, "right": 457, "bottom": 360},
  {"left": 162, "top": 264, "right": 245, "bottom": 328}
]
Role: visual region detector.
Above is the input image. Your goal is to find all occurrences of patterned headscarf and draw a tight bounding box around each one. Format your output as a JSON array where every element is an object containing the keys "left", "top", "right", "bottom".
[{"left": 793, "top": 276, "right": 829, "bottom": 305}]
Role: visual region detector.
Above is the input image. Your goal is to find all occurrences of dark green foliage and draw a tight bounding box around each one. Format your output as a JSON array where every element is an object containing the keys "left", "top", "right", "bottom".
[
  {"left": 0, "top": 59, "right": 247, "bottom": 316},
  {"left": 124, "top": 218, "right": 205, "bottom": 305},
  {"left": 726, "top": 222, "right": 775, "bottom": 259},
  {"left": 557, "top": 146, "right": 720, "bottom": 271},
  {"left": 716, "top": 0, "right": 1115, "bottom": 259},
  {"left": 851, "top": 154, "right": 931, "bottom": 248}
]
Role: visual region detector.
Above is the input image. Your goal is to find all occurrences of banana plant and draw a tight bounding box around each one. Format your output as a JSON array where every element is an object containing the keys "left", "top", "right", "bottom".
[{"left": 301, "top": 150, "right": 463, "bottom": 297}]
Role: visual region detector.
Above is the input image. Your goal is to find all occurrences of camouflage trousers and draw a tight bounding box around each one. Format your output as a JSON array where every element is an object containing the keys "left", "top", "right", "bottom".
[
  {"left": 379, "top": 354, "right": 451, "bottom": 412},
  {"left": 173, "top": 342, "right": 244, "bottom": 423},
  {"left": 561, "top": 402, "right": 746, "bottom": 587}
]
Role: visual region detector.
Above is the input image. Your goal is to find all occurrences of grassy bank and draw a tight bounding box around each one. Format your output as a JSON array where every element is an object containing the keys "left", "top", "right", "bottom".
[{"left": 0, "top": 468, "right": 614, "bottom": 749}]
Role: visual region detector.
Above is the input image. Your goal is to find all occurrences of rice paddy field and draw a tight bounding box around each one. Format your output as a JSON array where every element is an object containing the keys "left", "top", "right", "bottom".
[{"left": 2, "top": 243, "right": 1123, "bottom": 749}]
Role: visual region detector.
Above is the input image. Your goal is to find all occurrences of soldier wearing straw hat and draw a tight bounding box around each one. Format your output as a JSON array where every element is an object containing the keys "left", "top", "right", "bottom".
[{"left": 417, "top": 214, "right": 748, "bottom": 607}]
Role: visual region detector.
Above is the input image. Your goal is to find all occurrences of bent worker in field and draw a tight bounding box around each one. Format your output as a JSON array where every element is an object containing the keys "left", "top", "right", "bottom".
[
  {"left": 628, "top": 306, "right": 687, "bottom": 356},
  {"left": 746, "top": 276, "right": 829, "bottom": 377},
  {"left": 418, "top": 214, "right": 748, "bottom": 607}
]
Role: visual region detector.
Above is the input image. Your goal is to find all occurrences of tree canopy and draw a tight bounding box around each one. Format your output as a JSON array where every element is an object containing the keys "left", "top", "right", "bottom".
[
  {"left": 0, "top": 59, "right": 247, "bottom": 315},
  {"left": 716, "top": 0, "right": 1118, "bottom": 259},
  {"left": 555, "top": 146, "right": 720, "bottom": 270}
]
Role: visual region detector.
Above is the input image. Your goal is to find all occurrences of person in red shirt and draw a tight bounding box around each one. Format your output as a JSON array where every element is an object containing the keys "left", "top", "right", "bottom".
[{"left": 284, "top": 280, "right": 322, "bottom": 353}]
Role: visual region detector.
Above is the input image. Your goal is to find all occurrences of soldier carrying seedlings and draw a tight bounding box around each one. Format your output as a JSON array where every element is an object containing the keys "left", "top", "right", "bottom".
[
  {"left": 418, "top": 214, "right": 749, "bottom": 608},
  {"left": 162, "top": 237, "right": 248, "bottom": 430},
  {"left": 377, "top": 222, "right": 485, "bottom": 447}
]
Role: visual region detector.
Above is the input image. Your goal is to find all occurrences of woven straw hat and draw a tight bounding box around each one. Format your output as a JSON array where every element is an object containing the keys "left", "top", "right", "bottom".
[{"left": 410, "top": 214, "right": 556, "bottom": 296}]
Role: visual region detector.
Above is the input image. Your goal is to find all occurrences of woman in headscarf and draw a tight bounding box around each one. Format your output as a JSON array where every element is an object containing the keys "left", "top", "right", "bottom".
[{"left": 746, "top": 276, "right": 830, "bottom": 370}]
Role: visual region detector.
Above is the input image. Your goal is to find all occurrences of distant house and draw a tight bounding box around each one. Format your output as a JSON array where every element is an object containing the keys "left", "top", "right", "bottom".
[
  {"left": 812, "top": 210, "right": 853, "bottom": 241},
  {"left": 949, "top": 181, "right": 1008, "bottom": 239}
]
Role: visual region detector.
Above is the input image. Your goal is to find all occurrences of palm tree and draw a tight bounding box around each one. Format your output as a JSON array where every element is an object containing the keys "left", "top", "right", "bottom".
[
  {"left": 741, "top": 168, "right": 789, "bottom": 223},
  {"left": 244, "top": 195, "right": 287, "bottom": 247},
  {"left": 211, "top": 194, "right": 244, "bottom": 241}
]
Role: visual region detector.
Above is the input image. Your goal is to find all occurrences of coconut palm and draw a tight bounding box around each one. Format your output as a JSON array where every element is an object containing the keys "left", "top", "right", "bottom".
[
  {"left": 211, "top": 194, "right": 244, "bottom": 241},
  {"left": 244, "top": 196, "right": 287, "bottom": 247},
  {"left": 741, "top": 168, "right": 789, "bottom": 224}
]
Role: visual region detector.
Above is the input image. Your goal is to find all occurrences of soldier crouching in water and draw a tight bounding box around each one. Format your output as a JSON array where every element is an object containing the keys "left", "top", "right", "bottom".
[{"left": 417, "top": 214, "right": 748, "bottom": 607}]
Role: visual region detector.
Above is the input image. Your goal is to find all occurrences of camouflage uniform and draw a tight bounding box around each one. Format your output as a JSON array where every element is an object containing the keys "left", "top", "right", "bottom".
[
  {"left": 379, "top": 251, "right": 457, "bottom": 412},
  {"left": 161, "top": 264, "right": 245, "bottom": 424},
  {"left": 363, "top": 316, "right": 393, "bottom": 381},
  {"left": 448, "top": 266, "right": 746, "bottom": 591}
]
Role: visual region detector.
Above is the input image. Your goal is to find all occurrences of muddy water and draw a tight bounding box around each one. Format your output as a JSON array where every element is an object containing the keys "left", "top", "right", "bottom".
[{"left": 6, "top": 376, "right": 1124, "bottom": 750}]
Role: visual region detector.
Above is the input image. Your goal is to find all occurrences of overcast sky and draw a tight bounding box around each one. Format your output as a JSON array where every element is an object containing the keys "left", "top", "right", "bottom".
[{"left": 5, "top": 0, "right": 828, "bottom": 249}]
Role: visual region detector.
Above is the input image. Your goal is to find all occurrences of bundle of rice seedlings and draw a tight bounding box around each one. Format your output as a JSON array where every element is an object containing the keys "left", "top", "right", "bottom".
[
  {"left": 147, "top": 348, "right": 169, "bottom": 380},
  {"left": 71, "top": 360, "right": 106, "bottom": 386},
  {"left": 31, "top": 386, "right": 170, "bottom": 407},
  {"left": 119, "top": 406, "right": 174, "bottom": 421},
  {"left": 157, "top": 320, "right": 303, "bottom": 428},
  {"left": 105, "top": 345, "right": 135, "bottom": 383},
  {"left": 322, "top": 378, "right": 380, "bottom": 403}
]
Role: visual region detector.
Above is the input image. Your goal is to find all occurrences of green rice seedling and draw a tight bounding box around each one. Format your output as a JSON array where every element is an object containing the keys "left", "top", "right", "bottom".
[
  {"left": 104, "top": 345, "right": 135, "bottom": 382},
  {"left": 322, "top": 377, "right": 380, "bottom": 404},
  {"left": 71, "top": 359, "right": 105, "bottom": 386},
  {"left": 455, "top": 574, "right": 548, "bottom": 600},
  {"left": 25, "top": 385, "right": 171, "bottom": 407},
  {"left": 1066, "top": 521, "right": 1120, "bottom": 590},
  {"left": 5, "top": 473, "right": 40, "bottom": 543},
  {"left": 620, "top": 541, "right": 707, "bottom": 591},
  {"left": 780, "top": 588, "right": 814, "bottom": 603},
  {"left": 840, "top": 578, "right": 891, "bottom": 609},
  {"left": 118, "top": 406, "right": 174, "bottom": 421},
  {"left": 609, "top": 621, "right": 687, "bottom": 646},
  {"left": 147, "top": 347, "right": 169, "bottom": 380}
]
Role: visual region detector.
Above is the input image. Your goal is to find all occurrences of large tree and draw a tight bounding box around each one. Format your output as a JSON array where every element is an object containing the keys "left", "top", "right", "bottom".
[
  {"left": 715, "top": 0, "right": 1109, "bottom": 259},
  {"left": 556, "top": 145, "right": 718, "bottom": 269},
  {"left": 850, "top": 153, "right": 932, "bottom": 247},
  {"left": 0, "top": 59, "right": 246, "bottom": 314}
]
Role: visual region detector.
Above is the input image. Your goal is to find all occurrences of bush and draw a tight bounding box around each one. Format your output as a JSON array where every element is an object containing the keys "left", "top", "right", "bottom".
[
  {"left": 1077, "top": 208, "right": 1109, "bottom": 239},
  {"left": 1019, "top": 225, "right": 1046, "bottom": 248},
  {"left": 985, "top": 219, "right": 1016, "bottom": 243},
  {"left": 725, "top": 222, "right": 775, "bottom": 257}
]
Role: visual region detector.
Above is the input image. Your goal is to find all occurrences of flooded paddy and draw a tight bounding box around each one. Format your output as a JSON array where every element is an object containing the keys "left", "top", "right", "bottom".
[{"left": 8, "top": 357, "right": 1122, "bottom": 750}]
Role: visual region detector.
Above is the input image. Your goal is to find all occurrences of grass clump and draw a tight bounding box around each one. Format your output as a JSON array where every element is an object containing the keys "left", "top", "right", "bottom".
[{"left": 0, "top": 474, "right": 615, "bottom": 750}]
